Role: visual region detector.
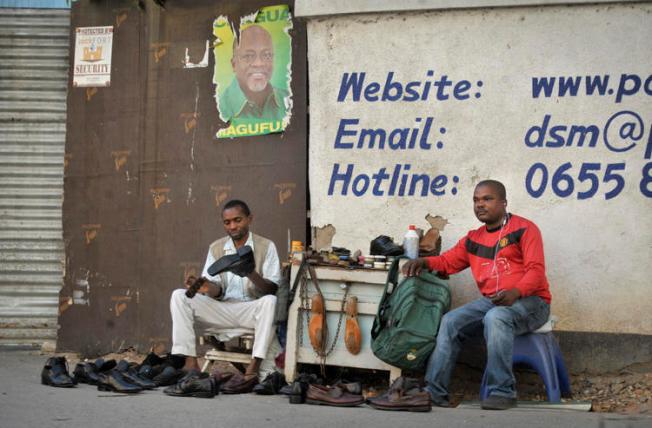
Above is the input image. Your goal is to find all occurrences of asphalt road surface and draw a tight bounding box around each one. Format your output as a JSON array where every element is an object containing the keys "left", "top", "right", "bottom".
[{"left": 1, "top": 351, "right": 650, "bottom": 428}]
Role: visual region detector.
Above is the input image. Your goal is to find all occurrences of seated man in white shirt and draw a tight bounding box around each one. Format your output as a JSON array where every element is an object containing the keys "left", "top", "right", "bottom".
[{"left": 169, "top": 199, "right": 281, "bottom": 391}]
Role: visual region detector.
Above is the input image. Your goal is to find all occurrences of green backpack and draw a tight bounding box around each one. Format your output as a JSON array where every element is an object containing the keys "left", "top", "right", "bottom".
[{"left": 371, "top": 258, "right": 451, "bottom": 371}]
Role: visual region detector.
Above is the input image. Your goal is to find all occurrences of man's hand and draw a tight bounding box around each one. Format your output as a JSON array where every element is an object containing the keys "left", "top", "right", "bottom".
[
  {"left": 401, "top": 258, "right": 429, "bottom": 277},
  {"left": 185, "top": 275, "right": 222, "bottom": 297},
  {"left": 247, "top": 271, "right": 278, "bottom": 296},
  {"left": 490, "top": 288, "right": 521, "bottom": 306}
]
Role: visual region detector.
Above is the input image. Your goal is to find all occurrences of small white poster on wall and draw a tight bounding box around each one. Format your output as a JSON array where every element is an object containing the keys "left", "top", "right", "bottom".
[{"left": 73, "top": 26, "right": 113, "bottom": 87}]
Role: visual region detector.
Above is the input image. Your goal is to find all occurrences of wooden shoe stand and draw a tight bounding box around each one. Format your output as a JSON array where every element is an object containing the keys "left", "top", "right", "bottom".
[{"left": 285, "top": 254, "right": 402, "bottom": 383}]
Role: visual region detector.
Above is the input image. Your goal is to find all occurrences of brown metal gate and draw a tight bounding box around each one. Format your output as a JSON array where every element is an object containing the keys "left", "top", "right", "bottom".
[{"left": 58, "top": 0, "right": 307, "bottom": 355}]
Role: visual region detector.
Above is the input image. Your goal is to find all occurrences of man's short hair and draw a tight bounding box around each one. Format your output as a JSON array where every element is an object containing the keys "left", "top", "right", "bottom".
[
  {"left": 223, "top": 199, "right": 251, "bottom": 216},
  {"left": 476, "top": 180, "right": 507, "bottom": 200}
]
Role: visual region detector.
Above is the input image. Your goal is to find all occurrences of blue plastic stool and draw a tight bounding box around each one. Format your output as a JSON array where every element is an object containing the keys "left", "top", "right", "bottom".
[{"left": 480, "top": 331, "right": 571, "bottom": 402}]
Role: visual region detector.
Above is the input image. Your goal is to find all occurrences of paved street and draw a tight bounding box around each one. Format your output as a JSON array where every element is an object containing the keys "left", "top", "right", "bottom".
[{"left": 1, "top": 350, "right": 650, "bottom": 428}]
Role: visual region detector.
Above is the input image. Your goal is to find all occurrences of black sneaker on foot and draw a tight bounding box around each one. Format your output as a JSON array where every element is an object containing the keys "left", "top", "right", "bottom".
[{"left": 481, "top": 394, "right": 517, "bottom": 410}]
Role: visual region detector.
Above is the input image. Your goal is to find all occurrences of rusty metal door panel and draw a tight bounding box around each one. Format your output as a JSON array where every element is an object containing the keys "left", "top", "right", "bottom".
[{"left": 58, "top": 0, "right": 306, "bottom": 355}]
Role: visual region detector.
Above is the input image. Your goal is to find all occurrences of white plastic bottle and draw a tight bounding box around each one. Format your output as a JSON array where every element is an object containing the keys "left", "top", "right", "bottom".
[{"left": 404, "top": 225, "right": 419, "bottom": 259}]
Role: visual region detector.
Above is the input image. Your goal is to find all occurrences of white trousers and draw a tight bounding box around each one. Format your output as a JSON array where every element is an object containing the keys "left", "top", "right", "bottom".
[{"left": 170, "top": 289, "right": 277, "bottom": 361}]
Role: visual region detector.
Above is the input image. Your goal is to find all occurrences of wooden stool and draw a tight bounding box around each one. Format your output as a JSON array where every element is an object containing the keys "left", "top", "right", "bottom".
[{"left": 201, "top": 328, "right": 255, "bottom": 372}]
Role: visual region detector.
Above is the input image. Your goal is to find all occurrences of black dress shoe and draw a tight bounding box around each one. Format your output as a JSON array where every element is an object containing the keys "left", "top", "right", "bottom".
[
  {"left": 280, "top": 373, "right": 322, "bottom": 396},
  {"left": 370, "top": 235, "right": 403, "bottom": 256},
  {"left": 41, "top": 356, "right": 75, "bottom": 388},
  {"left": 72, "top": 361, "right": 101, "bottom": 385},
  {"left": 116, "top": 360, "right": 157, "bottom": 389},
  {"left": 164, "top": 373, "right": 217, "bottom": 398},
  {"left": 97, "top": 370, "right": 143, "bottom": 393},
  {"left": 152, "top": 365, "right": 184, "bottom": 387},
  {"left": 287, "top": 379, "right": 311, "bottom": 404},
  {"left": 207, "top": 245, "right": 255, "bottom": 277},
  {"left": 481, "top": 394, "right": 517, "bottom": 410},
  {"left": 95, "top": 358, "right": 117, "bottom": 372},
  {"left": 137, "top": 364, "right": 156, "bottom": 380},
  {"left": 253, "top": 371, "right": 287, "bottom": 395},
  {"left": 139, "top": 352, "right": 164, "bottom": 368}
]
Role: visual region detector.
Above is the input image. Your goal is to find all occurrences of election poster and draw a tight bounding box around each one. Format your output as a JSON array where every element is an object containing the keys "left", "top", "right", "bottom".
[{"left": 213, "top": 5, "right": 293, "bottom": 139}]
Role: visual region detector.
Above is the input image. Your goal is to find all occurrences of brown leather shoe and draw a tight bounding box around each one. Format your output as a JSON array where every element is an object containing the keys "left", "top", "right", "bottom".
[
  {"left": 221, "top": 373, "right": 258, "bottom": 394},
  {"left": 305, "top": 384, "right": 364, "bottom": 407},
  {"left": 209, "top": 368, "right": 235, "bottom": 385},
  {"left": 367, "top": 390, "right": 432, "bottom": 412},
  {"left": 344, "top": 296, "right": 361, "bottom": 355},
  {"left": 367, "top": 376, "right": 432, "bottom": 412}
]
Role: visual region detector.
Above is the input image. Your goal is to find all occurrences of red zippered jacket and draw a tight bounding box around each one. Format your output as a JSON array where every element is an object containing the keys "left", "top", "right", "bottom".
[{"left": 425, "top": 214, "right": 551, "bottom": 303}]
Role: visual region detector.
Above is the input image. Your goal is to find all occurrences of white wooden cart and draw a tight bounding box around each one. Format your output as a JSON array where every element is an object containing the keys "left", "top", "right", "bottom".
[{"left": 284, "top": 254, "right": 402, "bottom": 383}]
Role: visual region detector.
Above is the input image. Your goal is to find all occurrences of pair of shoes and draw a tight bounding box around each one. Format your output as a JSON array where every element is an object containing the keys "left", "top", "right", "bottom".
[
  {"left": 163, "top": 371, "right": 218, "bottom": 398},
  {"left": 305, "top": 384, "right": 365, "bottom": 407},
  {"left": 280, "top": 373, "right": 323, "bottom": 403},
  {"left": 97, "top": 369, "right": 143, "bottom": 393},
  {"left": 253, "top": 371, "right": 287, "bottom": 395},
  {"left": 41, "top": 356, "right": 76, "bottom": 388},
  {"left": 481, "top": 394, "right": 517, "bottom": 410},
  {"left": 115, "top": 360, "right": 157, "bottom": 389},
  {"left": 368, "top": 377, "right": 431, "bottom": 412},
  {"left": 137, "top": 352, "right": 185, "bottom": 382},
  {"left": 370, "top": 235, "right": 403, "bottom": 257},
  {"left": 221, "top": 373, "right": 259, "bottom": 394},
  {"left": 72, "top": 358, "right": 117, "bottom": 385},
  {"left": 207, "top": 245, "right": 255, "bottom": 277},
  {"left": 344, "top": 296, "right": 361, "bottom": 355},
  {"left": 279, "top": 373, "right": 322, "bottom": 395}
]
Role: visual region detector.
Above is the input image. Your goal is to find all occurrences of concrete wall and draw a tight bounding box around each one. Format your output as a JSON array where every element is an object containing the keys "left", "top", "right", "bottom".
[{"left": 307, "top": 3, "right": 652, "bottom": 337}]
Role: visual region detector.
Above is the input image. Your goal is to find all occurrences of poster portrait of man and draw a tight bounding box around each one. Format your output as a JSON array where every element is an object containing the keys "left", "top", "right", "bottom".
[{"left": 213, "top": 5, "right": 293, "bottom": 139}]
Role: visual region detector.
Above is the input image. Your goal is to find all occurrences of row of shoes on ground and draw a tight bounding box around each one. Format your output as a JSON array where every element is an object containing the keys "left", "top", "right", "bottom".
[
  {"left": 162, "top": 370, "right": 290, "bottom": 398},
  {"left": 282, "top": 375, "right": 434, "bottom": 411},
  {"left": 42, "top": 356, "right": 158, "bottom": 393},
  {"left": 365, "top": 376, "right": 516, "bottom": 411}
]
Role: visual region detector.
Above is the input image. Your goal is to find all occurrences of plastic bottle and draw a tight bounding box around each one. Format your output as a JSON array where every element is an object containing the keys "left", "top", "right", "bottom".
[{"left": 404, "top": 225, "right": 419, "bottom": 259}]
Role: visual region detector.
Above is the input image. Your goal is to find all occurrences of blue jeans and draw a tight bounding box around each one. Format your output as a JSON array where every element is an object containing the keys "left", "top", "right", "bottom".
[{"left": 425, "top": 296, "right": 550, "bottom": 400}]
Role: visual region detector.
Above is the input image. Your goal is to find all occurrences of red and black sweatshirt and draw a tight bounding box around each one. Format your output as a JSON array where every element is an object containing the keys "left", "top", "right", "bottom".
[{"left": 425, "top": 214, "right": 551, "bottom": 304}]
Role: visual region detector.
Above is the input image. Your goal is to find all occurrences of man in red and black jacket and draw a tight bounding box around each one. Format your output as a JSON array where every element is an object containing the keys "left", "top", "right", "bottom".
[{"left": 403, "top": 180, "right": 551, "bottom": 410}]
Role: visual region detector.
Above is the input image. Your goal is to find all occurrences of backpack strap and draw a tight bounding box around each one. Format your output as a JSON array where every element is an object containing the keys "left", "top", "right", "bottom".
[{"left": 371, "top": 256, "right": 406, "bottom": 339}]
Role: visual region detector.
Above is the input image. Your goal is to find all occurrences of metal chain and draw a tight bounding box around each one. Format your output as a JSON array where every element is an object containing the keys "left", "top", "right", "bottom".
[
  {"left": 298, "top": 269, "right": 308, "bottom": 347},
  {"left": 323, "top": 283, "right": 349, "bottom": 358},
  {"left": 297, "top": 264, "right": 351, "bottom": 372}
]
